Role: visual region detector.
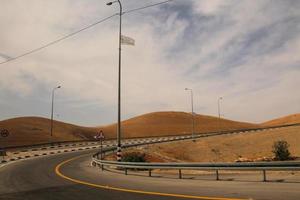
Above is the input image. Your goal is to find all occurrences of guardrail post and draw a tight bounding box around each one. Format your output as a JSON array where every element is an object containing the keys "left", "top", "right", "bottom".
[
  {"left": 149, "top": 169, "right": 152, "bottom": 177},
  {"left": 101, "top": 164, "right": 104, "bottom": 171},
  {"left": 179, "top": 169, "right": 182, "bottom": 179},
  {"left": 216, "top": 170, "right": 219, "bottom": 180},
  {"left": 262, "top": 170, "right": 267, "bottom": 182},
  {"left": 125, "top": 168, "right": 128, "bottom": 175}
]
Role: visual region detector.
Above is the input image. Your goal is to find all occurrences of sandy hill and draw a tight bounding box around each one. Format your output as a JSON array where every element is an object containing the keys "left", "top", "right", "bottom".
[
  {"left": 0, "top": 112, "right": 258, "bottom": 148},
  {"left": 99, "top": 111, "right": 259, "bottom": 138},
  {"left": 262, "top": 113, "right": 300, "bottom": 126},
  {"left": 2, "top": 112, "right": 299, "bottom": 160},
  {"left": 0, "top": 117, "right": 98, "bottom": 148}
]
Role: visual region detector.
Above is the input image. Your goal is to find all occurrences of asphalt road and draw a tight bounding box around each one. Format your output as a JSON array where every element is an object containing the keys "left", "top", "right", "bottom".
[{"left": 0, "top": 150, "right": 299, "bottom": 200}]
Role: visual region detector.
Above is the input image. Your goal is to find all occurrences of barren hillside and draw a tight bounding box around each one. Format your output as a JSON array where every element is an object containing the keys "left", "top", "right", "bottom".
[
  {"left": 144, "top": 125, "right": 300, "bottom": 163},
  {"left": 0, "top": 117, "right": 98, "bottom": 147},
  {"left": 99, "top": 111, "right": 259, "bottom": 138},
  {"left": 0, "top": 112, "right": 258, "bottom": 147},
  {"left": 262, "top": 113, "right": 300, "bottom": 126},
  {"left": 4, "top": 112, "right": 299, "bottom": 148}
]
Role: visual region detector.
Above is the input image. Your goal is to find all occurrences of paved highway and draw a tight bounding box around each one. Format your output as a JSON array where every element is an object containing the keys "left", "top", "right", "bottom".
[{"left": 0, "top": 150, "right": 300, "bottom": 200}]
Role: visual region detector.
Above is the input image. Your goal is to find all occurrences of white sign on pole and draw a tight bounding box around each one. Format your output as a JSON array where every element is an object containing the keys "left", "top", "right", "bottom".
[{"left": 121, "top": 35, "right": 135, "bottom": 46}]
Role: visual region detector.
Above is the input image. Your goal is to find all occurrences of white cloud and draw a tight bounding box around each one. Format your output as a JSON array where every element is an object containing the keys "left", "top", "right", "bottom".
[
  {"left": 0, "top": 0, "right": 299, "bottom": 125},
  {"left": 194, "top": 0, "right": 228, "bottom": 15}
]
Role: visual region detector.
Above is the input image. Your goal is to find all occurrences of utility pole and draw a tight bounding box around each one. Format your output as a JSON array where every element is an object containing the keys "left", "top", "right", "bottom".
[{"left": 106, "top": 0, "right": 123, "bottom": 162}]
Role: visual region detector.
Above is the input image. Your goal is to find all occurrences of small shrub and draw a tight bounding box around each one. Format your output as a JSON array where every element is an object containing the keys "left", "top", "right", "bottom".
[
  {"left": 121, "top": 152, "right": 146, "bottom": 162},
  {"left": 272, "top": 140, "right": 291, "bottom": 161}
]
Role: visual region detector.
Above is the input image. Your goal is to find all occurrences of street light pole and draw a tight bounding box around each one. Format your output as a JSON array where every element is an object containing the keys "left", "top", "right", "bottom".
[
  {"left": 218, "top": 97, "right": 223, "bottom": 134},
  {"left": 107, "top": 0, "right": 123, "bottom": 162},
  {"left": 185, "top": 88, "right": 195, "bottom": 141},
  {"left": 50, "top": 86, "right": 61, "bottom": 138}
]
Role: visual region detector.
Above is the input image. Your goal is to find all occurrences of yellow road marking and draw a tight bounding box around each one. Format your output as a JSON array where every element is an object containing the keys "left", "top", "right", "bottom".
[{"left": 55, "top": 155, "right": 248, "bottom": 200}]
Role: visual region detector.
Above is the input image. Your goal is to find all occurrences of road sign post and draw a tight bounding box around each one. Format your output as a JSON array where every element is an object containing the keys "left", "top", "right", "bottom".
[
  {"left": 94, "top": 130, "right": 105, "bottom": 160},
  {"left": 100, "top": 137, "right": 103, "bottom": 160},
  {"left": 0, "top": 149, "right": 6, "bottom": 160},
  {"left": 0, "top": 129, "right": 10, "bottom": 161}
]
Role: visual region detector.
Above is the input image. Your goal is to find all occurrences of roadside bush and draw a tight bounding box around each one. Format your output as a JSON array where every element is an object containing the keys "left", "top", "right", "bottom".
[
  {"left": 272, "top": 140, "right": 291, "bottom": 161},
  {"left": 121, "top": 152, "right": 146, "bottom": 162}
]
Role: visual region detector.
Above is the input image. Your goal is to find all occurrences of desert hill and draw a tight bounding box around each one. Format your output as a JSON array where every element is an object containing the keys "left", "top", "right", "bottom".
[
  {"left": 99, "top": 111, "right": 259, "bottom": 138},
  {"left": 262, "top": 113, "right": 300, "bottom": 126},
  {"left": 2, "top": 112, "right": 299, "bottom": 148},
  {"left": 0, "top": 117, "right": 98, "bottom": 147},
  {"left": 0, "top": 112, "right": 258, "bottom": 148}
]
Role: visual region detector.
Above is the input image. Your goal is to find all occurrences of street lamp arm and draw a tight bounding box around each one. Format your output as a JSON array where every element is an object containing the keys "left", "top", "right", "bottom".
[
  {"left": 107, "top": 1, "right": 122, "bottom": 13},
  {"left": 106, "top": 1, "right": 118, "bottom": 6},
  {"left": 52, "top": 85, "right": 61, "bottom": 92},
  {"left": 117, "top": 0, "right": 123, "bottom": 14}
]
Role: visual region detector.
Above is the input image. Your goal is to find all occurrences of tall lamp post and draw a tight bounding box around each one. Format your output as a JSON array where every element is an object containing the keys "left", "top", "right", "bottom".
[
  {"left": 218, "top": 97, "right": 223, "bottom": 133},
  {"left": 50, "top": 85, "right": 61, "bottom": 138},
  {"left": 185, "top": 88, "right": 195, "bottom": 141},
  {"left": 106, "top": 0, "right": 123, "bottom": 162}
]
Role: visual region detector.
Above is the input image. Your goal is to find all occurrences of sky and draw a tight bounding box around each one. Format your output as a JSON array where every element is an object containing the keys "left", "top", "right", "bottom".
[{"left": 0, "top": 0, "right": 299, "bottom": 126}]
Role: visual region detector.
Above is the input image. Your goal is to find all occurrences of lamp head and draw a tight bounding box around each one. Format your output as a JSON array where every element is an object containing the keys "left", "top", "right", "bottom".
[
  {"left": 57, "top": 86, "right": 61, "bottom": 89},
  {"left": 106, "top": 2, "right": 113, "bottom": 5}
]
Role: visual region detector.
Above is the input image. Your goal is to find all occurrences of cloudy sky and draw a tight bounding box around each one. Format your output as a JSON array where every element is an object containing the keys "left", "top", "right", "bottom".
[{"left": 0, "top": 0, "right": 299, "bottom": 126}]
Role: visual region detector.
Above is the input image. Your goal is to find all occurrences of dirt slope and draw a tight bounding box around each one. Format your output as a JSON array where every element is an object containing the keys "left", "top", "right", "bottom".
[
  {"left": 145, "top": 125, "right": 300, "bottom": 163},
  {"left": 262, "top": 113, "right": 300, "bottom": 126},
  {"left": 99, "top": 111, "right": 259, "bottom": 138}
]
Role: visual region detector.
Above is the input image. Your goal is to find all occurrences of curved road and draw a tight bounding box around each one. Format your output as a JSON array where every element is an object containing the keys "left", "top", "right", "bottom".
[{"left": 0, "top": 150, "right": 299, "bottom": 200}]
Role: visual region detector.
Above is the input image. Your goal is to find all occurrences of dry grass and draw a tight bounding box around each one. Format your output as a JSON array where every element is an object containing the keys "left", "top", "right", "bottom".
[{"left": 146, "top": 126, "right": 300, "bottom": 162}]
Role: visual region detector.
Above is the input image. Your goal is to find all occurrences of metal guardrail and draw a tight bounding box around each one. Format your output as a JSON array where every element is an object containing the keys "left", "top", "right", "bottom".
[{"left": 92, "top": 143, "right": 300, "bottom": 182}]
